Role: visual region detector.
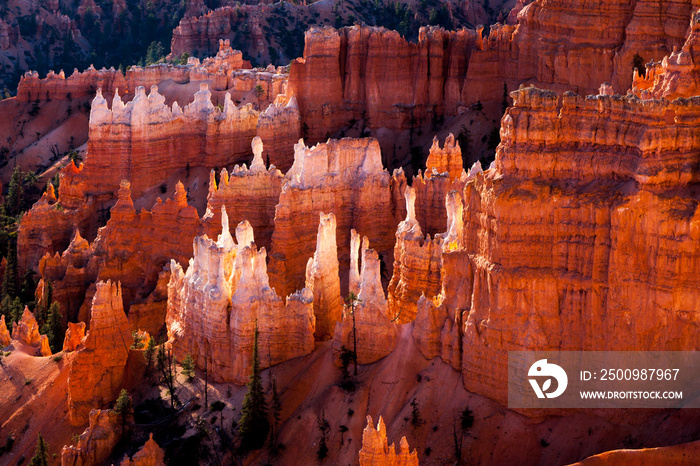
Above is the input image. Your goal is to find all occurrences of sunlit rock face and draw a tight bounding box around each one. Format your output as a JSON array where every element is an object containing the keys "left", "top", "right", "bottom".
[
  {"left": 403, "top": 85, "right": 700, "bottom": 405},
  {"left": 268, "top": 137, "right": 401, "bottom": 299},
  {"left": 166, "top": 208, "right": 315, "bottom": 384},
  {"left": 358, "top": 416, "right": 419, "bottom": 466},
  {"left": 68, "top": 280, "right": 131, "bottom": 426}
]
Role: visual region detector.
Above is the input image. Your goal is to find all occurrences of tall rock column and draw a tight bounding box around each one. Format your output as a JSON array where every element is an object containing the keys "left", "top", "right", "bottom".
[
  {"left": 68, "top": 280, "right": 131, "bottom": 425},
  {"left": 305, "top": 212, "right": 343, "bottom": 340}
]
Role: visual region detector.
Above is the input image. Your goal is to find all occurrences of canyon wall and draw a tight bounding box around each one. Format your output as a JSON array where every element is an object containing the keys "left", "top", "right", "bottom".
[
  {"left": 412, "top": 85, "right": 700, "bottom": 405},
  {"left": 288, "top": 2, "right": 700, "bottom": 143}
]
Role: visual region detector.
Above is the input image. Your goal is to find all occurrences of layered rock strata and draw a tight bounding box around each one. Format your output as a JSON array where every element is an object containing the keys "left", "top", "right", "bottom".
[
  {"left": 203, "top": 136, "right": 284, "bottom": 251},
  {"left": 68, "top": 280, "right": 131, "bottom": 425},
  {"left": 37, "top": 181, "right": 201, "bottom": 333},
  {"left": 413, "top": 85, "right": 700, "bottom": 405},
  {"left": 268, "top": 137, "right": 401, "bottom": 298},
  {"left": 166, "top": 208, "right": 315, "bottom": 383},
  {"left": 387, "top": 187, "right": 444, "bottom": 324},
  {"left": 358, "top": 416, "right": 419, "bottom": 466},
  {"left": 633, "top": 10, "right": 700, "bottom": 100},
  {"left": 17, "top": 40, "right": 254, "bottom": 103}
]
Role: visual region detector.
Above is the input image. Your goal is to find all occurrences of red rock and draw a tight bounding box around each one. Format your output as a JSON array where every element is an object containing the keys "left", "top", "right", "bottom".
[
  {"left": 268, "top": 137, "right": 400, "bottom": 298},
  {"left": 305, "top": 212, "right": 343, "bottom": 340},
  {"left": 119, "top": 433, "right": 165, "bottom": 466},
  {"left": 568, "top": 438, "right": 700, "bottom": 465},
  {"left": 11, "top": 307, "right": 46, "bottom": 350},
  {"left": 358, "top": 416, "right": 418, "bottom": 466},
  {"left": 425, "top": 134, "right": 463, "bottom": 183},
  {"left": 63, "top": 321, "right": 86, "bottom": 352},
  {"left": 203, "top": 137, "right": 284, "bottom": 252},
  {"left": 0, "top": 315, "right": 11, "bottom": 347},
  {"left": 167, "top": 208, "right": 315, "bottom": 383},
  {"left": 68, "top": 280, "right": 131, "bottom": 425},
  {"left": 633, "top": 12, "right": 700, "bottom": 100},
  {"left": 334, "top": 245, "right": 397, "bottom": 364},
  {"left": 61, "top": 409, "right": 122, "bottom": 466},
  {"left": 387, "top": 186, "right": 443, "bottom": 323}
]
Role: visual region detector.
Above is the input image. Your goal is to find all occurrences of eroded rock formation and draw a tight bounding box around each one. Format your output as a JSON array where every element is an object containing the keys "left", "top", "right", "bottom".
[
  {"left": 268, "top": 137, "right": 400, "bottom": 298},
  {"left": 633, "top": 10, "right": 700, "bottom": 100},
  {"left": 334, "top": 243, "right": 397, "bottom": 364},
  {"left": 61, "top": 409, "right": 123, "bottom": 466},
  {"left": 68, "top": 280, "right": 131, "bottom": 425},
  {"left": 12, "top": 307, "right": 51, "bottom": 356},
  {"left": 203, "top": 136, "right": 284, "bottom": 251},
  {"left": 305, "top": 212, "right": 343, "bottom": 340},
  {"left": 387, "top": 186, "right": 444, "bottom": 323},
  {"left": 119, "top": 433, "right": 165, "bottom": 466},
  {"left": 358, "top": 416, "right": 419, "bottom": 466},
  {"left": 0, "top": 315, "right": 10, "bottom": 347},
  {"left": 167, "top": 208, "right": 315, "bottom": 383},
  {"left": 63, "top": 322, "right": 86, "bottom": 352},
  {"left": 407, "top": 85, "right": 700, "bottom": 405}
]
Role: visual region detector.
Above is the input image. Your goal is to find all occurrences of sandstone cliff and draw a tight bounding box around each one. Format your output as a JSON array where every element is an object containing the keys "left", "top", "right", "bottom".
[
  {"left": 633, "top": 9, "right": 700, "bottom": 100},
  {"left": 268, "top": 137, "right": 401, "bottom": 298},
  {"left": 358, "top": 416, "right": 419, "bottom": 466},
  {"left": 68, "top": 280, "right": 131, "bottom": 425},
  {"left": 167, "top": 208, "right": 315, "bottom": 383},
  {"left": 404, "top": 85, "right": 700, "bottom": 405}
]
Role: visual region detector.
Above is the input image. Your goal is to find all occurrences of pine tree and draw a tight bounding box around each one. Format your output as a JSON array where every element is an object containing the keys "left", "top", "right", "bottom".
[
  {"left": 27, "top": 433, "right": 48, "bottom": 466},
  {"left": 9, "top": 297, "right": 22, "bottom": 326},
  {"left": 5, "top": 167, "right": 22, "bottom": 217},
  {"left": 316, "top": 412, "right": 330, "bottom": 460},
  {"left": 156, "top": 344, "right": 177, "bottom": 409},
  {"left": 345, "top": 292, "right": 361, "bottom": 375},
  {"left": 2, "top": 239, "right": 17, "bottom": 299},
  {"left": 42, "top": 302, "right": 63, "bottom": 352},
  {"left": 270, "top": 376, "right": 282, "bottom": 446},
  {"left": 238, "top": 322, "right": 269, "bottom": 451},
  {"left": 181, "top": 353, "right": 195, "bottom": 382},
  {"left": 113, "top": 389, "right": 133, "bottom": 437},
  {"left": 144, "top": 337, "right": 156, "bottom": 374}
]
